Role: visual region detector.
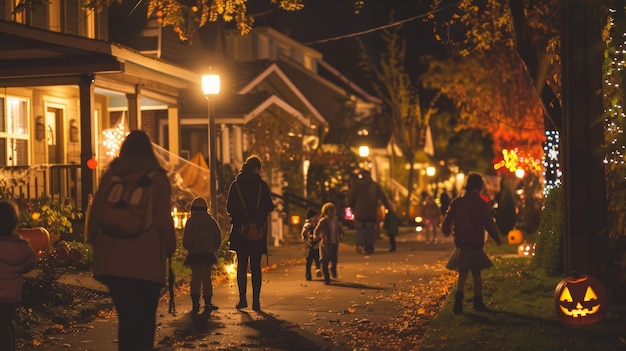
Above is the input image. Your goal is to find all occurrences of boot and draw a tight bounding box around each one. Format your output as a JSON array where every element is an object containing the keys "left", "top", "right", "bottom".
[
  {"left": 473, "top": 296, "right": 490, "bottom": 312},
  {"left": 305, "top": 271, "right": 312, "bottom": 281},
  {"left": 191, "top": 294, "right": 201, "bottom": 314},
  {"left": 236, "top": 297, "right": 247, "bottom": 309},
  {"left": 453, "top": 291, "right": 464, "bottom": 315},
  {"left": 204, "top": 296, "right": 218, "bottom": 312},
  {"left": 252, "top": 297, "right": 261, "bottom": 311}
]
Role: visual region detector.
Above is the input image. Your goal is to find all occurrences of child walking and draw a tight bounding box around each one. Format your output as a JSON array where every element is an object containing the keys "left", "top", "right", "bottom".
[
  {"left": 183, "top": 197, "right": 222, "bottom": 315},
  {"left": 441, "top": 172, "right": 502, "bottom": 314},
  {"left": 0, "top": 201, "right": 36, "bottom": 351},
  {"left": 314, "top": 203, "right": 345, "bottom": 285},
  {"left": 301, "top": 208, "right": 322, "bottom": 281}
]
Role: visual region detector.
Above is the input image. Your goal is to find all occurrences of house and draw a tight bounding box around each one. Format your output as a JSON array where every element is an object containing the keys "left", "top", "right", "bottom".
[{"left": 0, "top": 1, "right": 385, "bottom": 240}]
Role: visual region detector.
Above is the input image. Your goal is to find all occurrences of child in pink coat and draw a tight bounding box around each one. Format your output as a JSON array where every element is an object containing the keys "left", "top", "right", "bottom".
[{"left": 0, "top": 201, "right": 36, "bottom": 351}]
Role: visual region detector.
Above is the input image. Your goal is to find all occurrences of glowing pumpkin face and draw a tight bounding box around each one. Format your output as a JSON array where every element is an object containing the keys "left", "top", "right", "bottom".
[{"left": 554, "top": 274, "right": 606, "bottom": 325}]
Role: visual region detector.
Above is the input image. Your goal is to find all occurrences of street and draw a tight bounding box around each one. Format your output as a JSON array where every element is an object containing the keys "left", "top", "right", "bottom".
[{"left": 35, "top": 230, "right": 456, "bottom": 351}]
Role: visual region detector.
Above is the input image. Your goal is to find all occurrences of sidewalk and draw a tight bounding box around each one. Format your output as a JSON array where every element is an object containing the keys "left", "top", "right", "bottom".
[{"left": 29, "top": 226, "right": 453, "bottom": 351}]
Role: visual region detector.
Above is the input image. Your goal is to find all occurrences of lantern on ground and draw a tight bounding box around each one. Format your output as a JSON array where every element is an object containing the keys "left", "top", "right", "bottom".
[
  {"left": 291, "top": 215, "right": 300, "bottom": 226},
  {"left": 554, "top": 273, "right": 607, "bottom": 325},
  {"left": 507, "top": 228, "right": 523, "bottom": 245}
]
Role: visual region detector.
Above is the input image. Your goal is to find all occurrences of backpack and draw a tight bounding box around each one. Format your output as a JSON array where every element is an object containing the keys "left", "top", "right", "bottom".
[
  {"left": 95, "top": 170, "right": 159, "bottom": 238},
  {"left": 235, "top": 182, "right": 265, "bottom": 241}
]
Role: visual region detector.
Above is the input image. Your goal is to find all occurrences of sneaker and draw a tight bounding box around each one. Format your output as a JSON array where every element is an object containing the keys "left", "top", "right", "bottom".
[
  {"left": 206, "top": 304, "right": 219, "bottom": 311},
  {"left": 315, "top": 269, "right": 323, "bottom": 278}
]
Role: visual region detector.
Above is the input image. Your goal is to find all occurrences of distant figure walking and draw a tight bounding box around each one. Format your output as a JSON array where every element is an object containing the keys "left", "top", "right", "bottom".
[
  {"left": 422, "top": 194, "right": 441, "bottom": 243},
  {"left": 301, "top": 208, "right": 322, "bottom": 281},
  {"left": 441, "top": 172, "right": 502, "bottom": 315},
  {"left": 183, "top": 197, "right": 222, "bottom": 315},
  {"left": 439, "top": 191, "right": 451, "bottom": 215},
  {"left": 88, "top": 130, "right": 177, "bottom": 351},
  {"left": 346, "top": 169, "right": 390, "bottom": 254},
  {"left": 383, "top": 207, "right": 402, "bottom": 252},
  {"left": 314, "top": 202, "right": 345, "bottom": 285},
  {"left": 226, "top": 156, "right": 275, "bottom": 311},
  {"left": 0, "top": 201, "right": 36, "bottom": 351}
]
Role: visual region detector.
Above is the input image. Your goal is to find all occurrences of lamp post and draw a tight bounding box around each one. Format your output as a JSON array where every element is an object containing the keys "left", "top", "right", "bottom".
[{"left": 202, "top": 73, "right": 220, "bottom": 217}]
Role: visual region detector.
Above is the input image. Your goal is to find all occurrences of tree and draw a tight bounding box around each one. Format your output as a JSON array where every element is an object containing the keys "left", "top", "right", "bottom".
[
  {"left": 243, "top": 106, "right": 312, "bottom": 193},
  {"left": 428, "top": 0, "right": 562, "bottom": 131},
  {"left": 357, "top": 24, "right": 440, "bottom": 219},
  {"left": 421, "top": 45, "right": 545, "bottom": 160},
  {"left": 18, "top": 0, "right": 305, "bottom": 42}
]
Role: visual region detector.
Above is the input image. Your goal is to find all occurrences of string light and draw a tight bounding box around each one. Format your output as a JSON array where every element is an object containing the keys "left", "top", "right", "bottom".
[
  {"left": 493, "top": 148, "right": 542, "bottom": 174},
  {"left": 543, "top": 130, "right": 561, "bottom": 195},
  {"left": 604, "top": 9, "right": 626, "bottom": 171},
  {"left": 102, "top": 121, "right": 128, "bottom": 157}
]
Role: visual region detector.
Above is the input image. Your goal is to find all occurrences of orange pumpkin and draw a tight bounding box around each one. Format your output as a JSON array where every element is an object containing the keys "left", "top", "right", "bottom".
[
  {"left": 507, "top": 228, "right": 523, "bottom": 245},
  {"left": 17, "top": 227, "right": 51, "bottom": 257},
  {"left": 67, "top": 248, "right": 82, "bottom": 262},
  {"left": 554, "top": 273, "right": 606, "bottom": 325}
]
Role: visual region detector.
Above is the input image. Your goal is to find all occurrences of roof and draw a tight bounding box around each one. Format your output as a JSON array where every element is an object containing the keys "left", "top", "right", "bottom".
[{"left": 0, "top": 20, "right": 198, "bottom": 90}]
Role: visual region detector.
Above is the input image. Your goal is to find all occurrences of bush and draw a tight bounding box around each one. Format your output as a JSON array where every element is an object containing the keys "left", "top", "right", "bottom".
[{"left": 533, "top": 185, "right": 563, "bottom": 276}]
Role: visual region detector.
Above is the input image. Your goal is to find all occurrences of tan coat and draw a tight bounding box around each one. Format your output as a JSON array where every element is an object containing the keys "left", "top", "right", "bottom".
[{"left": 87, "top": 157, "right": 177, "bottom": 286}]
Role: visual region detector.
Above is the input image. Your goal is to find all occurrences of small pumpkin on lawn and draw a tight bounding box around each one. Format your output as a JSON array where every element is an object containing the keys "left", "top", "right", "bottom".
[
  {"left": 554, "top": 272, "right": 607, "bottom": 325},
  {"left": 507, "top": 228, "right": 523, "bottom": 245}
]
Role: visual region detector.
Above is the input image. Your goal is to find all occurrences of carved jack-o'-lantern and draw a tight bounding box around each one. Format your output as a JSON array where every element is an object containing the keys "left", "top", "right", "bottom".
[
  {"left": 554, "top": 273, "right": 607, "bottom": 325},
  {"left": 517, "top": 242, "right": 535, "bottom": 256},
  {"left": 507, "top": 228, "right": 523, "bottom": 245}
]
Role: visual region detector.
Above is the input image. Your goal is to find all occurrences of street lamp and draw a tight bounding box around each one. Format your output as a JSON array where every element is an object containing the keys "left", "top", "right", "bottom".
[{"left": 202, "top": 73, "right": 220, "bottom": 217}]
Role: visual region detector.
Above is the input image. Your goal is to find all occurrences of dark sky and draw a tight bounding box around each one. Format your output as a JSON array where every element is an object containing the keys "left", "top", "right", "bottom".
[{"left": 247, "top": 0, "right": 442, "bottom": 93}]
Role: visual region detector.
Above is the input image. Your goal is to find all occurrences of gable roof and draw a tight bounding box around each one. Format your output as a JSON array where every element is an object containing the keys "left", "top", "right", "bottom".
[
  {"left": 214, "top": 92, "right": 307, "bottom": 125},
  {"left": 228, "top": 60, "right": 326, "bottom": 125}
]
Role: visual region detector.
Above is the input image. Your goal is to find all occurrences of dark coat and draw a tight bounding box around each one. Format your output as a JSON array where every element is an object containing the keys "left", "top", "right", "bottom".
[{"left": 226, "top": 171, "right": 275, "bottom": 253}]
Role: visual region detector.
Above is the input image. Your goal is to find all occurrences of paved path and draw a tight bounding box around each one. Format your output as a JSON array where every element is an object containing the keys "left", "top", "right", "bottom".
[{"left": 31, "top": 229, "right": 455, "bottom": 351}]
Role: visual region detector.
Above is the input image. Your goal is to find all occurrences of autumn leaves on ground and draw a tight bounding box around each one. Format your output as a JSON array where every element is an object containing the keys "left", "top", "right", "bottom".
[{"left": 15, "top": 259, "right": 455, "bottom": 350}]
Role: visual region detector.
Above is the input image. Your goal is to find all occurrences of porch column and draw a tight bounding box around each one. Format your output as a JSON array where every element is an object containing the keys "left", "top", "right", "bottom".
[
  {"left": 221, "top": 124, "right": 230, "bottom": 165},
  {"left": 167, "top": 106, "right": 180, "bottom": 159},
  {"left": 233, "top": 126, "right": 243, "bottom": 166},
  {"left": 126, "top": 85, "right": 141, "bottom": 130},
  {"left": 79, "top": 75, "right": 95, "bottom": 211}
]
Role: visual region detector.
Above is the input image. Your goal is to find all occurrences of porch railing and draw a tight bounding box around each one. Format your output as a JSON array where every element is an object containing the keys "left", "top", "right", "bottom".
[{"left": 0, "top": 164, "right": 83, "bottom": 212}]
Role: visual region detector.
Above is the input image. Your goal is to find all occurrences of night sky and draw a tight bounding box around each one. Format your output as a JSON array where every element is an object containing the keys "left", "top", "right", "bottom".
[{"left": 247, "top": 0, "right": 442, "bottom": 94}]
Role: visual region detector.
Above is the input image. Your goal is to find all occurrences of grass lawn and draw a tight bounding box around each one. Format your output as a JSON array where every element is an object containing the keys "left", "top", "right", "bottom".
[{"left": 419, "top": 234, "right": 626, "bottom": 351}]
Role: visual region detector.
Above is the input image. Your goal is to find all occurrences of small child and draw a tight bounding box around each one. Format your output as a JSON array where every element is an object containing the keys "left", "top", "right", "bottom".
[
  {"left": 183, "top": 197, "right": 222, "bottom": 315},
  {"left": 441, "top": 172, "right": 502, "bottom": 314},
  {"left": 301, "top": 208, "right": 322, "bottom": 281},
  {"left": 314, "top": 203, "right": 345, "bottom": 285},
  {"left": 383, "top": 207, "right": 402, "bottom": 252},
  {"left": 0, "top": 200, "right": 36, "bottom": 351}
]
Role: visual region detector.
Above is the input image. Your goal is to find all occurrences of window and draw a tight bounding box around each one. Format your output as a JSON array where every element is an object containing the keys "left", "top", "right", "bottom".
[{"left": 0, "top": 96, "right": 30, "bottom": 166}]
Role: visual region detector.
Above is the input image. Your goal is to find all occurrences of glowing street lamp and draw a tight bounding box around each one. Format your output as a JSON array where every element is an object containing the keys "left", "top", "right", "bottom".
[
  {"left": 202, "top": 73, "right": 220, "bottom": 217},
  {"left": 358, "top": 145, "right": 370, "bottom": 157}
]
